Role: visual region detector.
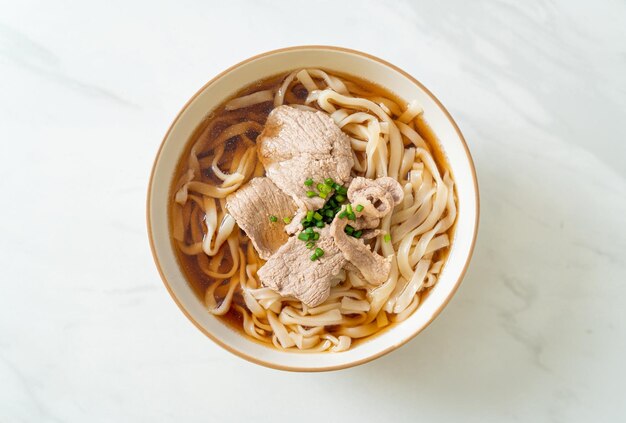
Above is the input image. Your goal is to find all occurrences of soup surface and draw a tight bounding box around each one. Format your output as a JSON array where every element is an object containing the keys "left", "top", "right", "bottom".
[{"left": 170, "top": 69, "right": 456, "bottom": 352}]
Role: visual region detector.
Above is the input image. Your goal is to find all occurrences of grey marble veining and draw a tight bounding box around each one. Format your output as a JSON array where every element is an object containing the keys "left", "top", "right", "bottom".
[{"left": 0, "top": 0, "right": 625, "bottom": 422}]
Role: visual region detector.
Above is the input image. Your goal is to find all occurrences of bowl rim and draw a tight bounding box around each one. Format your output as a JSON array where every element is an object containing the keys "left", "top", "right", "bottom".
[{"left": 147, "top": 45, "right": 480, "bottom": 372}]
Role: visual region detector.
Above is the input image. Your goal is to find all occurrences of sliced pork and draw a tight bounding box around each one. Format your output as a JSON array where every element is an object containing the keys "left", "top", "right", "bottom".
[
  {"left": 226, "top": 177, "right": 297, "bottom": 260},
  {"left": 257, "top": 227, "right": 347, "bottom": 307},
  {"left": 329, "top": 177, "right": 404, "bottom": 285},
  {"left": 330, "top": 215, "right": 392, "bottom": 285},
  {"left": 257, "top": 106, "right": 354, "bottom": 209},
  {"left": 347, "top": 176, "right": 404, "bottom": 218}
]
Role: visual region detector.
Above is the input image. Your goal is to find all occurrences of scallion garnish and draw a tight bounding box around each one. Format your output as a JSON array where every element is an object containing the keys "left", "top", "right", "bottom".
[
  {"left": 269, "top": 215, "right": 278, "bottom": 222},
  {"left": 384, "top": 234, "right": 391, "bottom": 243},
  {"left": 296, "top": 183, "right": 356, "bottom": 258},
  {"left": 283, "top": 217, "right": 291, "bottom": 224},
  {"left": 356, "top": 204, "right": 364, "bottom": 212},
  {"left": 315, "top": 247, "right": 324, "bottom": 257},
  {"left": 319, "top": 184, "right": 332, "bottom": 194}
]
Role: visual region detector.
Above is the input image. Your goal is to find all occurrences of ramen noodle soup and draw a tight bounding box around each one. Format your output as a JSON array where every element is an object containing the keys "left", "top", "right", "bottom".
[{"left": 170, "top": 69, "right": 456, "bottom": 352}]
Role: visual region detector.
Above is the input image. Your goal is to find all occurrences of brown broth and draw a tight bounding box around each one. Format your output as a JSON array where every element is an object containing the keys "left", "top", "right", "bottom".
[{"left": 169, "top": 70, "right": 456, "bottom": 348}]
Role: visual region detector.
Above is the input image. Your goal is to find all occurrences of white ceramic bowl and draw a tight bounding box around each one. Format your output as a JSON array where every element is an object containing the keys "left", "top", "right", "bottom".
[{"left": 147, "top": 46, "right": 479, "bottom": 371}]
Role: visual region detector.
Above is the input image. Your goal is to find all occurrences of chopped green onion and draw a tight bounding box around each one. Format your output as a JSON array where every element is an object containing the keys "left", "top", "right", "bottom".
[
  {"left": 384, "top": 234, "right": 391, "bottom": 243},
  {"left": 356, "top": 204, "right": 364, "bottom": 212},
  {"left": 315, "top": 248, "right": 324, "bottom": 257},
  {"left": 269, "top": 215, "right": 278, "bottom": 222},
  {"left": 353, "top": 230, "right": 362, "bottom": 238},
  {"left": 306, "top": 242, "right": 315, "bottom": 249},
  {"left": 345, "top": 225, "right": 354, "bottom": 235},
  {"left": 297, "top": 190, "right": 359, "bottom": 247},
  {"left": 306, "top": 191, "right": 317, "bottom": 198},
  {"left": 304, "top": 178, "right": 314, "bottom": 186},
  {"left": 324, "top": 178, "right": 334, "bottom": 186},
  {"left": 310, "top": 253, "right": 318, "bottom": 261},
  {"left": 283, "top": 217, "right": 291, "bottom": 224}
]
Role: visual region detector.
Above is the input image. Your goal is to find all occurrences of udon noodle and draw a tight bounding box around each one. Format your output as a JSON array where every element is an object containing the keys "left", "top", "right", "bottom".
[{"left": 170, "top": 69, "right": 456, "bottom": 352}]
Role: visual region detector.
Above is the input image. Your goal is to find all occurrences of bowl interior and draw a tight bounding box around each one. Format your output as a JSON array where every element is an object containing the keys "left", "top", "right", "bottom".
[{"left": 148, "top": 46, "right": 478, "bottom": 371}]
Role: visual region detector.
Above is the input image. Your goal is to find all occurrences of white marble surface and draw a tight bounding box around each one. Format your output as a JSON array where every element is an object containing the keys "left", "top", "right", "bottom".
[{"left": 1, "top": 0, "right": 625, "bottom": 421}]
